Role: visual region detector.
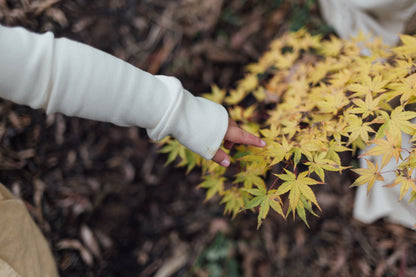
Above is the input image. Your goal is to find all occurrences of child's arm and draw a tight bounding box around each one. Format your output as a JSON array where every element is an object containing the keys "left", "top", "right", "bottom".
[{"left": 0, "top": 25, "right": 263, "bottom": 165}]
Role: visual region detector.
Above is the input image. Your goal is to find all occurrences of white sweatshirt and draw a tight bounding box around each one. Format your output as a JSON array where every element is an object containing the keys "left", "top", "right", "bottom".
[{"left": 0, "top": 25, "right": 228, "bottom": 160}]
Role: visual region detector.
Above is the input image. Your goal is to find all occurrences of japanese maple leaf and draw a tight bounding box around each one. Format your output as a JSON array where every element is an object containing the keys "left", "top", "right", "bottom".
[
  {"left": 275, "top": 170, "right": 321, "bottom": 217},
  {"left": 393, "top": 34, "right": 416, "bottom": 57},
  {"left": 319, "top": 35, "right": 343, "bottom": 57},
  {"left": 316, "top": 88, "right": 349, "bottom": 114},
  {"left": 304, "top": 152, "right": 344, "bottom": 181},
  {"left": 398, "top": 149, "right": 416, "bottom": 170},
  {"left": 264, "top": 139, "right": 293, "bottom": 166},
  {"left": 237, "top": 74, "right": 258, "bottom": 92},
  {"left": 275, "top": 52, "right": 298, "bottom": 69},
  {"left": 234, "top": 164, "right": 266, "bottom": 189},
  {"left": 390, "top": 57, "right": 416, "bottom": 81},
  {"left": 309, "top": 61, "right": 330, "bottom": 85},
  {"left": 350, "top": 93, "right": 381, "bottom": 118},
  {"left": 293, "top": 195, "right": 318, "bottom": 228},
  {"left": 351, "top": 159, "right": 384, "bottom": 193},
  {"left": 325, "top": 139, "right": 351, "bottom": 166},
  {"left": 281, "top": 119, "right": 301, "bottom": 139},
  {"left": 389, "top": 73, "right": 416, "bottom": 106},
  {"left": 202, "top": 85, "right": 226, "bottom": 104},
  {"left": 328, "top": 69, "right": 353, "bottom": 88},
  {"left": 347, "top": 75, "right": 388, "bottom": 97},
  {"left": 225, "top": 88, "right": 247, "bottom": 105},
  {"left": 177, "top": 149, "right": 201, "bottom": 173},
  {"left": 387, "top": 174, "right": 416, "bottom": 201},
  {"left": 378, "top": 107, "right": 416, "bottom": 139},
  {"left": 260, "top": 124, "right": 280, "bottom": 142},
  {"left": 360, "top": 132, "right": 402, "bottom": 168},
  {"left": 344, "top": 114, "right": 375, "bottom": 144},
  {"left": 198, "top": 174, "right": 226, "bottom": 200},
  {"left": 221, "top": 187, "right": 244, "bottom": 219},
  {"left": 244, "top": 183, "right": 284, "bottom": 229},
  {"left": 159, "top": 138, "right": 186, "bottom": 166}
]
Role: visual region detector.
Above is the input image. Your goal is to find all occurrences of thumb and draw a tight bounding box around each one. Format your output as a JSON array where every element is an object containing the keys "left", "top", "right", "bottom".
[{"left": 212, "top": 148, "right": 230, "bottom": 167}]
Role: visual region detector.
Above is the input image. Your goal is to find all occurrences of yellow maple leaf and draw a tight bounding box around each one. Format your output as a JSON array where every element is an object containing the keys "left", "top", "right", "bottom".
[
  {"left": 347, "top": 75, "right": 388, "bottom": 97},
  {"left": 344, "top": 114, "right": 375, "bottom": 144},
  {"left": 275, "top": 170, "right": 321, "bottom": 218},
  {"left": 244, "top": 183, "right": 284, "bottom": 229},
  {"left": 234, "top": 164, "right": 266, "bottom": 190},
  {"left": 389, "top": 57, "right": 415, "bottom": 81},
  {"left": 221, "top": 187, "right": 244, "bottom": 218},
  {"left": 304, "top": 152, "right": 345, "bottom": 181},
  {"left": 237, "top": 74, "right": 258, "bottom": 93},
  {"left": 315, "top": 88, "right": 349, "bottom": 114},
  {"left": 281, "top": 119, "right": 301, "bottom": 139},
  {"left": 393, "top": 34, "right": 416, "bottom": 58},
  {"left": 359, "top": 132, "right": 402, "bottom": 169},
  {"left": 349, "top": 93, "right": 380, "bottom": 118},
  {"left": 242, "top": 104, "right": 257, "bottom": 121},
  {"left": 382, "top": 107, "right": 416, "bottom": 139},
  {"left": 324, "top": 139, "right": 351, "bottom": 166},
  {"left": 398, "top": 149, "right": 416, "bottom": 170},
  {"left": 389, "top": 73, "right": 416, "bottom": 106},
  {"left": 386, "top": 172, "right": 416, "bottom": 201},
  {"left": 319, "top": 35, "right": 343, "bottom": 57},
  {"left": 309, "top": 61, "right": 330, "bottom": 85},
  {"left": 275, "top": 52, "right": 299, "bottom": 69},
  {"left": 260, "top": 124, "right": 280, "bottom": 142},
  {"left": 328, "top": 69, "right": 353, "bottom": 88},
  {"left": 225, "top": 89, "right": 247, "bottom": 105},
  {"left": 351, "top": 159, "right": 384, "bottom": 193},
  {"left": 198, "top": 174, "right": 226, "bottom": 201},
  {"left": 159, "top": 138, "right": 186, "bottom": 166},
  {"left": 264, "top": 141, "right": 288, "bottom": 166},
  {"left": 202, "top": 85, "right": 226, "bottom": 104},
  {"left": 253, "top": 87, "right": 266, "bottom": 102}
]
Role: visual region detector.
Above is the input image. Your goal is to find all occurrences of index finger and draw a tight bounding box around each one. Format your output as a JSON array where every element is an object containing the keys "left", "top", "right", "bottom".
[{"left": 225, "top": 126, "right": 266, "bottom": 147}]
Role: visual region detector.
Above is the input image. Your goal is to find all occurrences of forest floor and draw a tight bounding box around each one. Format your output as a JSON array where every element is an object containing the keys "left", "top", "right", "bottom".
[{"left": 1, "top": 0, "right": 416, "bottom": 276}]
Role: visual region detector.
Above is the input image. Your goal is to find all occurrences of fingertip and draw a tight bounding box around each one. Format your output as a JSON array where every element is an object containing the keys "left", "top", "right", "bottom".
[
  {"left": 220, "top": 157, "right": 230, "bottom": 167},
  {"left": 212, "top": 149, "right": 230, "bottom": 167}
]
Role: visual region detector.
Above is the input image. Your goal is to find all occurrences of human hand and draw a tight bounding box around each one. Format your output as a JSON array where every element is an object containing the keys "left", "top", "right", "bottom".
[{"left": 212, "top": 118, "right": 266, "bottom": 167}]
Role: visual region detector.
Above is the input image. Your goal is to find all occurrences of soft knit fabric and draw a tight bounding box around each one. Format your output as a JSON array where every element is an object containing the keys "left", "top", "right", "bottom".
[
  {"left": 0, "top": 25, "right": 229, "bottom": 160},
  {"left": 318, "top": 0, "right": 416, "bottom": 46}
]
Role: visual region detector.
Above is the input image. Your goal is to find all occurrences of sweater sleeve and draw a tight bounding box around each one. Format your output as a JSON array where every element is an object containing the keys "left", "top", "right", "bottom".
[{"left": 0, "top": 25, "right": 228, "bottom": 160}]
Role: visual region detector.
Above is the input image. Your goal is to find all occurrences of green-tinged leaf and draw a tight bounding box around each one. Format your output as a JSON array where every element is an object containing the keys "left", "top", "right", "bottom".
[
  {"left": 351, "top": 159, "right": 384, "bottom": 193},
  {"left": 221, "top": 188, "right": 244, "bottom": 218},
  {"left": 275, "top": 170, "right": 320, "bottom": 214},
  {"left": 409, "top": 191, "right": 416, "bottom": 203},
  {"left": 305, "top": 152, "right": 346, "bottom": 181},
  {"left": 198, "top": 175, "right": 226, "bottom": 201},
  {"left": 177, "top": 149, "right": 201, "bottom": 173},
  {"left": 234, "top": 167, "right": 266, "bottom": 190},
  {"left": 159, "top": 139, "right": 186, "bottom": 165},
  {"left": 296, "top": 201, "right": 309, "bottom": 228}
]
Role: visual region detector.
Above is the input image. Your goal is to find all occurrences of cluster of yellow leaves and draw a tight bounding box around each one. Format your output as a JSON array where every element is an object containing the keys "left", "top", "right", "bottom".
[{"left": 160, "top": 29, "right": 416, "bottom": 228}]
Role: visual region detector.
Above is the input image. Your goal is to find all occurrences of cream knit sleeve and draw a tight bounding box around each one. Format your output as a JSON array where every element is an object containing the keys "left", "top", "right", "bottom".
[{"left": 0, "top": 25, "right": 228, "bottom": 160}]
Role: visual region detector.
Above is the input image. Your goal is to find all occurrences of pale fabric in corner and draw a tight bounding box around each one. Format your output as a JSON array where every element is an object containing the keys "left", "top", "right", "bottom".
[
  {"left": 318, "top": 0, "right": 416, "bottom": 46},
  {"left": 0, "top": 184, "right": 58, "bottom": 277},
  {"left": 353, "top": 129, "right": 416, "bottom": 228},
  {"left": 318, "top": 0, "right": 416, "bottom": 228}
]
